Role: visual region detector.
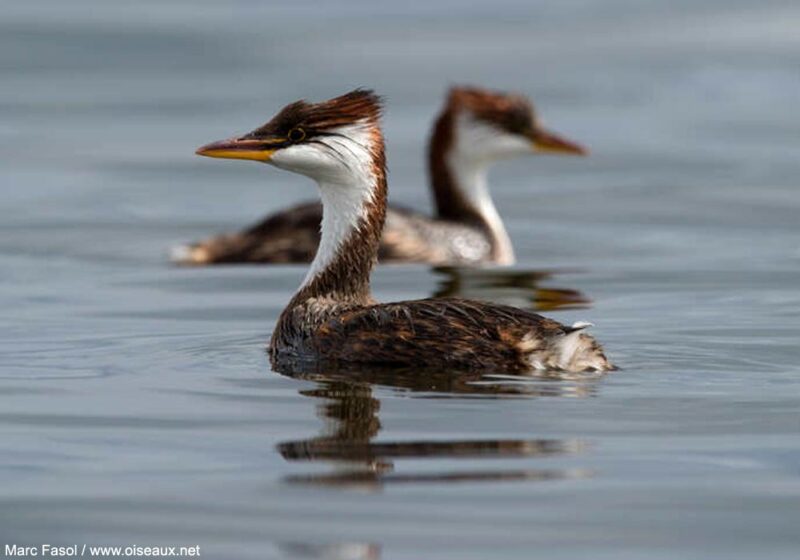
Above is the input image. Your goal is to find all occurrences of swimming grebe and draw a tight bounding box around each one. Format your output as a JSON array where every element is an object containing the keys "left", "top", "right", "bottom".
[
  {"left": 179, "top": 87, "right": 586, "bottom": 266},
  {"left": 195, "top": 90, "right": 613, "bottom": 373}
]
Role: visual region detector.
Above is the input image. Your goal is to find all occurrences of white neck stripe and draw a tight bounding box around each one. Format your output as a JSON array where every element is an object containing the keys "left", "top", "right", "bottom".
[{"left": 299, "top": 123, "right": 377, "bottom": 289}]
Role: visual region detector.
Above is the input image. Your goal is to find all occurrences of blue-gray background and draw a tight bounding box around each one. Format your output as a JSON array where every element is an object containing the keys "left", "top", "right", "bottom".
[{"left": 1, "top": 1, "right": 799, "bottom": 559}]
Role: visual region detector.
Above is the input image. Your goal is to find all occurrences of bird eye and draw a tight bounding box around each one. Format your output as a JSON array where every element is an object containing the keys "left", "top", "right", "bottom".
[{"left": 288, "top": 128, "right": 306, "bottom": 142}]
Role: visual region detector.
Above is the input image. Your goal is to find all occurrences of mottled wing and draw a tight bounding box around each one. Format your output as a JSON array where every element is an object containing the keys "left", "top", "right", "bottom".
[
  {"left": 312, "top": 298, "right": 568, "bottom": 371},
  {"left": 179, "top": 201, "right": 323, "bottom": 264},
  {"left": 243, "top": 200, "right": 322, "bottom": 237},
  {"left": 379, "top": 208, "right": 490, "bottom": 265}
]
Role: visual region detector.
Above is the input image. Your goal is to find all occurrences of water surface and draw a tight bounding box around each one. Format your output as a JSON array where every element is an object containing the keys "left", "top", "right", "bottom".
[{"left": 2, "top": 1, "right": 800, "bottom": 559}]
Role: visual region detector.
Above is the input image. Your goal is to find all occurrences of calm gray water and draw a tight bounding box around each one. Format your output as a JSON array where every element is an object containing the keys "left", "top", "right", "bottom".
[{"left": 2, "top": 1, "right": 800, "bottom": 558}]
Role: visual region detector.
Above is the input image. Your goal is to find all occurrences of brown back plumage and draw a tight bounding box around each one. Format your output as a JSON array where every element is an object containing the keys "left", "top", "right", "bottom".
[
  {"left": 273, "top": 296, "right": 614, "bottom": 373},
  {"left": 307, "top": 298, "right": 568, "bottom": 371}
]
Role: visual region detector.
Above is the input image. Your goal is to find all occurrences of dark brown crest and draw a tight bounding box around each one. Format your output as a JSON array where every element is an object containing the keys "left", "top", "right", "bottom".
[
  {"left": 447, "top": 86, "right": 536, "bottom": 134},
  {"left": 247, "top": 89, "right": 383, "bottom": 141}
]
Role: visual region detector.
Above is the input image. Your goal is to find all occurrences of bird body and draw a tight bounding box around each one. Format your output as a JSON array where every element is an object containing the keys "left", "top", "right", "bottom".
[
  {"left": 195, "top": 90, "right": 613, "bottom": 373},
  {"left": 272, "top": 297, "right": 609, "bottom": 373}
]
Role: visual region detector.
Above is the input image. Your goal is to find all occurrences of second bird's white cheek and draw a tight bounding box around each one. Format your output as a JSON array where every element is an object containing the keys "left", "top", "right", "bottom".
[
  {"left": 486, "top": 134, "right": 535, "bottom": 159},
  {"left": 455, "top": 118, "right": 533, "bottom": 162}
]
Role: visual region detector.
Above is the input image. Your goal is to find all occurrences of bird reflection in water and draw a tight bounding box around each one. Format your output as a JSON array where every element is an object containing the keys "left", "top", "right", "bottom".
[
  {"left": 275, "top": 363, "right": 598, "bottom": 490},
  {"left": 431, "top": 266, "right": 590, "bottom": 311}
]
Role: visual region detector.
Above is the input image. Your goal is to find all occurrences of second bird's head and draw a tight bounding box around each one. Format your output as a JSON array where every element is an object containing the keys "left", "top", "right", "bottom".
[
  {"left": 196, "top": 89, "right": 384, "bottom": 184},
  {"left": 438, "top": 86, "right": 587, "bottom": 163}
]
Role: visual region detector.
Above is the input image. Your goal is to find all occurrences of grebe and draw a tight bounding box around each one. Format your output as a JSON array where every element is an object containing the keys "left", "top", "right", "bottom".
[
  {"left": 178, "top": 87, "right": 586, "bottom": 266},
  {"left": 195, "top": 90, "right": 613, "bottom": 373}
]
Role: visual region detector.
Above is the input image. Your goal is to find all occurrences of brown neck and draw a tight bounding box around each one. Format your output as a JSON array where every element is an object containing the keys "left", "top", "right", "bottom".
[{"left": 429, "top": 109, "right": 478, "bottom": 223}]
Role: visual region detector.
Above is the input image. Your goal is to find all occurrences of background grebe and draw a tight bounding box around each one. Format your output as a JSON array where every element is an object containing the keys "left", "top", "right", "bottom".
[
  {"left": 177, "top": 87, "right": 586, "bottom": 266},
  {"left": 196, "top": 90, "right": 613, "bottom": 373}
]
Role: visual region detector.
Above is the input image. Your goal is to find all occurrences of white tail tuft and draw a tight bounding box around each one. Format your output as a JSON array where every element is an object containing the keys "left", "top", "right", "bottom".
[
  {"left": 170, "top": 244, "right": 208, "bottom": 265},
  {"left": 555, "top": 327, "right": 614, "bottom": 372},
  {"left": 558, "top": 330, "right": 585, "bottom": 367}
]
